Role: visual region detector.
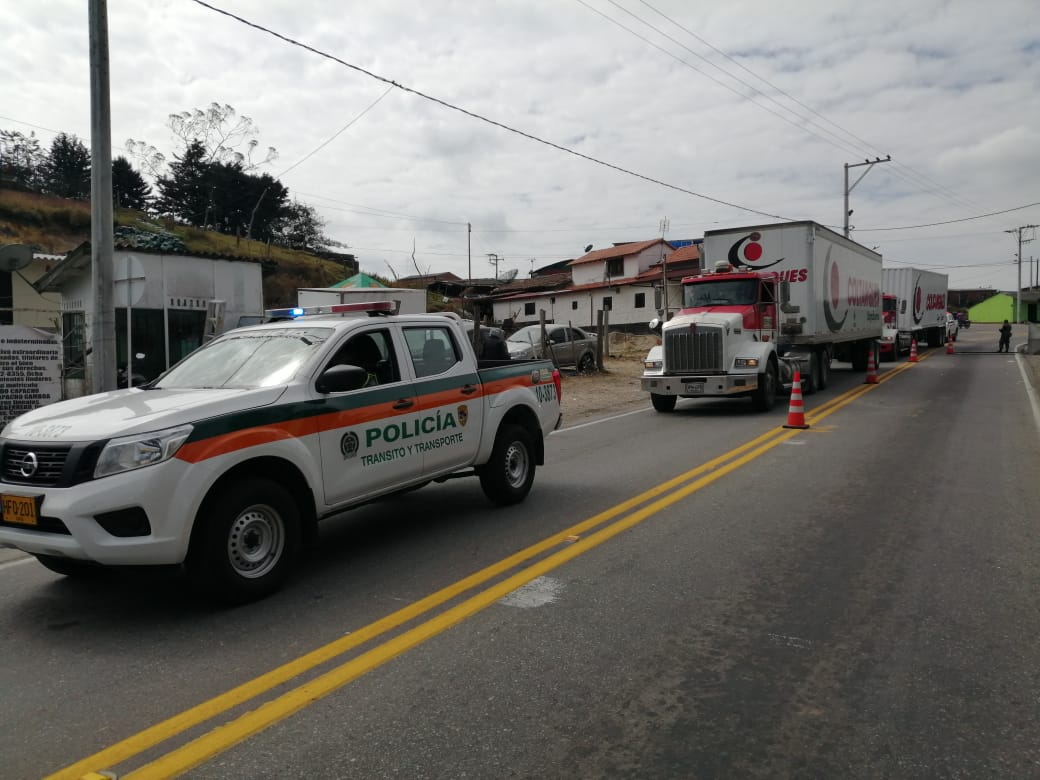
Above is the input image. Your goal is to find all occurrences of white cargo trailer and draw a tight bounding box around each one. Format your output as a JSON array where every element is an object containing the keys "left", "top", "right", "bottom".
[
  {"left": 881, "top": 268, "right": 949, "bottom": 348},
  {"left": 642, "top": 221, "right": 883, "bottom": 412}
]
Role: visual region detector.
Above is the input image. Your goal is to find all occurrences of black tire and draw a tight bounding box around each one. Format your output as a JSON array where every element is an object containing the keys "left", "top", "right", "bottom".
[
  {"left": 478, "top": 424, "right": 536, "bottom": 506},
  {"left": 752, "top": 360, "right": 778, "bottom": 412},
  {"left": 817, "top": 348, "right": 830, "bottom": 389},
  {"left": 35, "top": 554, "right": 103, "bottom": 577},
  {"left": 187, "top": 478, "right": 300, "bottom": 604},
  {"left": 651, "top": 392, "right": 677, "bottom": 413},
  {"left": 803, "top": 353, "right": 818, "bottom": 395},
  {"left": 577, "top": 352, "right": 596, "bottom": 374},
  {"left": 851, "top": 342, "right": 867, "bottom": 372}
]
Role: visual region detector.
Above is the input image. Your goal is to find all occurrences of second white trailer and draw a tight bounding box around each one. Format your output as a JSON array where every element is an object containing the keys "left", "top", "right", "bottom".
[{"left": 881, "top": 268, "right": 949, "bottom": 348}]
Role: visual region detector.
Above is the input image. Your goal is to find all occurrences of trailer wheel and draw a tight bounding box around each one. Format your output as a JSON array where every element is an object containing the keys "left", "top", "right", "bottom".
[
  {"left": 651, "top": 393, "right": 677, "bottom": 413},
  {"left": 803, "top": 353, "right": 819, "bottom": 395},
  {"left": 817, "top": 348, "right": 830, "bottom": 390},
  {"left": 478, "top": 424, "right": 535, "bottom": 506},
  {"left": 187, "top": 478, "right": 300, "bottom": 604},
  {"left": 752, "top": 360, "right": 778, "bottom": 412}
]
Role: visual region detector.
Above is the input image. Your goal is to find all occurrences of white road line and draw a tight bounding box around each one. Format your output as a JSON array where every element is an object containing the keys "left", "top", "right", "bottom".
[
  {"left": 1014, "top": 351, "right": 1040, "bottom": 437},
  {"left": 0, "top": 555, "right": 33, "bottom": 572},
  {"left": 554, "top": 405, "right": 650, "bottom": 432}
]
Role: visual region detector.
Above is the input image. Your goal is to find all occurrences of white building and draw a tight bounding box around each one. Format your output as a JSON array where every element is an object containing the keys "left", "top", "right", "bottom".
[
  {"left": 490, "top": 239, "right": 703, "bottom": 331},
  {"left": 33, "top": 242, "right": 264, "bottom": 397}
]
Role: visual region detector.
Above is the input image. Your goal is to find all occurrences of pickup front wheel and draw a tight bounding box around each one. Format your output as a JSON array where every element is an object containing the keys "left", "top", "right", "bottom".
[
  {"left": 187, "top": 478, "right": 300, "bottom": 603},
  {"left": 479, "top": 424, "right": 535, "bottom": 506}
]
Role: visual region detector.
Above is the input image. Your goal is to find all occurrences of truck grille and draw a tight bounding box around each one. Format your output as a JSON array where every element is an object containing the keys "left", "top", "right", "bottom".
[
  {"left": 664, "top": 325, "right": 724, "bottom": 373},
  {"left": 1, "top": 444, "right": 72, "bottom": 486}
]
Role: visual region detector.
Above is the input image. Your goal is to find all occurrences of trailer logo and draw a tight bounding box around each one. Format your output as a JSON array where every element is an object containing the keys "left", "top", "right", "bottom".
[
  {"left": 727, "top": 232, "right": 785, "bottom": 270},
  {"left": 911, "top": 275, "right": 946, "bottom": 324},
  {"left": 823, "top": 248, "right": 848, "bottom": 332}
]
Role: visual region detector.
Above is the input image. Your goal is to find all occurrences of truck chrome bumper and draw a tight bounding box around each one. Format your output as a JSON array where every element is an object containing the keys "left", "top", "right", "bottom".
[{"left": 641, "top": 374, "right": 757, "bottom": 397}]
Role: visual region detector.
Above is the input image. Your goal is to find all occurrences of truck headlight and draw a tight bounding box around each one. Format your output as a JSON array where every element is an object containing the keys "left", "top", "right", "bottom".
[
  {"left": 94, "top": 424, "right": 194, "bottom": 479},
  {"left": 734, "top": 358, "right": 759, "bottom": 368},
  {"left": 643, "top": 359, "right": 663, "bottom": 371}
]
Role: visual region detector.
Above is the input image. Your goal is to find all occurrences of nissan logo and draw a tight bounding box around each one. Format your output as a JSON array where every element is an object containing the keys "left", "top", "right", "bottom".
[{"left": 19, "top": 452, "right": 38, "bottom": 478}]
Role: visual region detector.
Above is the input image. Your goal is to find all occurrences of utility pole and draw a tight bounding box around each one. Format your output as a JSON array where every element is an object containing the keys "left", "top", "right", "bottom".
[
  {"left": 487, "top": 253, "right": 500, "bottom": 278},
  {"left": 659, "top": 217, "right": 670, "bottom": 320},
  {"left": 844, "top": 156, "right": 891, "bottom": 238},
  {"left": 1004, "top": 225, "right": 1037, "bottom": 323},
  {"left": 89, "top": 0, "right": 116, "bottom": 392}
]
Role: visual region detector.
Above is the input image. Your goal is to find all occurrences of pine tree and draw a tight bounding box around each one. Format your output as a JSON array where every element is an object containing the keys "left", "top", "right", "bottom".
[
  {"left": 41, "top": 133, "right": 91, "bottom": 198},
  {"left": 155, "top": 140, "right": 212, "bottom": 225},
  {"left": 112, "top": 156, "right": 152, "bottom": 211}
]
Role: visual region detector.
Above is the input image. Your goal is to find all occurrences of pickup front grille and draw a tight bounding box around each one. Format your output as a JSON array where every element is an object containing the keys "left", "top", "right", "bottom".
[
  {"left": 2, "top": 444, "right": 70, "bottom": 486},
  {"left": 664, "top": 325, "right": 724, "bottom": 373}
]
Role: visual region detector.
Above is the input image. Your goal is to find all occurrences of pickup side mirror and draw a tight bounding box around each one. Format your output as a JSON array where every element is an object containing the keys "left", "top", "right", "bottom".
[{"left": 316, "top": 364, "right": 369, "bottom": 394}]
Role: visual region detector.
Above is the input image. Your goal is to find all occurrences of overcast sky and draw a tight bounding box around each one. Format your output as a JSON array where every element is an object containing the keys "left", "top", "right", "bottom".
[{"left": 4, "top": 0, "right": 1038, "bottom": 290}]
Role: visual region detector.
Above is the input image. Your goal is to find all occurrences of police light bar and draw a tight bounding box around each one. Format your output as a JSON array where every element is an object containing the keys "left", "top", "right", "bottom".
[{"left": 263, "top": 300, "right": 398, "bottom": 320}]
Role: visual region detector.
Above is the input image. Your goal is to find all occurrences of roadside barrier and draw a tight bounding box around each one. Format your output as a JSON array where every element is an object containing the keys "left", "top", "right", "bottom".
[
  {"left": 909, "top": 339, "right": 918, "bottom": 363},
  {"left": 783, "top": 370, "right": 810, "bottom": 429}
]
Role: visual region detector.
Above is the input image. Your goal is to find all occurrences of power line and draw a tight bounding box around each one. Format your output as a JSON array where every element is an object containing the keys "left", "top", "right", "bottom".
[
  {"left": 854, "top": 202, "right": 1040, "bottom": 232},
  {"left": 276, "top": 85, "right": 394, "bottom": 179},
  {"left": 635, "top": 0, "right": 976, "bottom": 212},
  {"left": 187, "top": 0, "right": 798, "bottom": 223}
]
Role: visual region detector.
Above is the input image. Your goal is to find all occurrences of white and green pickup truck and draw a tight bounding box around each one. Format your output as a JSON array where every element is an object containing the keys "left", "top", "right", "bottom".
[{"left": 0, "top": 302, "right": 562, "bottom": 602}]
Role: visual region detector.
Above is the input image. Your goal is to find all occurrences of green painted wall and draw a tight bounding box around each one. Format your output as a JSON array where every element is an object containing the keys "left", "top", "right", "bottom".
[{"left": 968, "top": 293, "right": 1029, "bottom": 323}]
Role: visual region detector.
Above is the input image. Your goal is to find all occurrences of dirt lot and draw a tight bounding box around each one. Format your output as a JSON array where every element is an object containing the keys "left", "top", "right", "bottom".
[{"left": 559, "top": 333, "right": 656, "bottom": 423}]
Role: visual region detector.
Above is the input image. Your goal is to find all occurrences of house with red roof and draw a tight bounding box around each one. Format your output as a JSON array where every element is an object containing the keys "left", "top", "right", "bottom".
[{"left": 490, "top": 239, "right": 702, "bottom": 331}]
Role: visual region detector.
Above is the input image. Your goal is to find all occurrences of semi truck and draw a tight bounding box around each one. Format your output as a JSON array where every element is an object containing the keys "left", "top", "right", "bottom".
[
  {"left": 641, "top": 221, "right": 882, "bottom": 413},
  {"left": 880, "top": 268, "right": 949, "bottom": 351}
]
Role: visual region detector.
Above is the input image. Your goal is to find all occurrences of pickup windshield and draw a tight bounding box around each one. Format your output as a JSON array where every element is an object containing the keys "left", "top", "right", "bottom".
[
  {"left": 154, "top": 327, "right": 334, "bottom": 389},
  {"left": 684, "top": 279, "right": 758, "bottom": 307}
]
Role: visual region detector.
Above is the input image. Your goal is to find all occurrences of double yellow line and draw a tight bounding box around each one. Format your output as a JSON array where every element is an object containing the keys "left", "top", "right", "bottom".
[{"left": 54, "top": 357, "right": 923, "bottom": 780}]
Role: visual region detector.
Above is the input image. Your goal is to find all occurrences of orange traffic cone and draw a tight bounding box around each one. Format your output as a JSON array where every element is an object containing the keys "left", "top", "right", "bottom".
[
  {"left": 783, "top": 370, "right": 810, "bottom": 429},
  {"left": 946, "top": 337, "right": 954, "bottom": 355},
  {"left": 909, "top": 339, "right": 918, "bottom": 363},
  {"left": 864, "top": 347, "right": 879, "bottom": 384}
]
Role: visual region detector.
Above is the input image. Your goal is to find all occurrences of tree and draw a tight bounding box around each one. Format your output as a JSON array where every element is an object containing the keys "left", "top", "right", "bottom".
[
  {"left": 41, "top": 133, "right": 91, "bottom": 199},
  {"left": 112, "top": 156, "right": 152, "bottom": 211},
  {"left": 0, "top": 129, "right": 44, "bottom": 189},
  {"left": 271, "top": 201, "right": 329, "bottom": 251},
  {"left": 206, "top": 163, "right": 288, "bottom": 241},
  {"left": 154, "top": 140, "right": 212, "bottom": 225}
]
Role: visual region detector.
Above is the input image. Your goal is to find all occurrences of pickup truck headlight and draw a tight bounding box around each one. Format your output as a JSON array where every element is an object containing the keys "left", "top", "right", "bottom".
[
  {"left": 94, "top": 424, "right": 194, "bottom": 479},
  {"left": 734, "top": 358, "right": 759, "bottom": 368},
  {"left": 643, "top": 359, "right": 663, "bottom": 371}
]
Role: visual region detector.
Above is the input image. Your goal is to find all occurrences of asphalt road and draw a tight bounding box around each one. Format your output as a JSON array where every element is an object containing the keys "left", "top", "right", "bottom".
[{"left": 2, "top": 323, "right": 1039, "bottom": 779}]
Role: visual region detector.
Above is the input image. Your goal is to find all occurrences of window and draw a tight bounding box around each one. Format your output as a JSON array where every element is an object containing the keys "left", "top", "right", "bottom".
[
  {"left": 602, "top": 296, "right": 612, "bottom": 311},
  {"left": 635, "top": 292, "right": 646, "bottom": 308},
  {"left": 524, "top": 302, "right": 536, "bottom": 316},
  {"left": 606, "top": 257, "right": 624, "bottom": 278},
  {"left": 571, "top": 301, "right": 578, "bottom": 310},
  {"left": 116, "top": 308, "right": 166, "bottom": 382},
  {"left": 327, "top": 328, "right": 399, "bottom": 386},
  {"left": 61, "top": 312, "right": 86, "bottom": 379},
  {"left": 404, "top": 326, "right": 459, "bottom": 378},
  {"left": 168, "top": 309, "right": 206, "bottom": 367},
  {"left": 0, "top": 271, "right": 12, "bottom": 325}
]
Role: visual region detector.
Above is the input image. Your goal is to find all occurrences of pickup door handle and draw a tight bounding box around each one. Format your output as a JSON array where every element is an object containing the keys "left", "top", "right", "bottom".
[
  {"left": 460, "top": 384, "right": 478, "bottom": 395},
  {"left": 393, "top": 398, "right": 415, "bottom": 410}
]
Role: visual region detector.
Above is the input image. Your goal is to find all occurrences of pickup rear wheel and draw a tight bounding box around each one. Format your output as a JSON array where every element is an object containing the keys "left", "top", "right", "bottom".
[
  {"left": 187, "top": 478, "right": 300, "bottom": 603},
  {"left": 577, "top": 352, "right": 596, "bottom": 374},
  {"left": 479, "top": 424, "right": 535, "bottom": 506},
  {"left": 651, "top": 392, "right": 677, "bottom": 413}
]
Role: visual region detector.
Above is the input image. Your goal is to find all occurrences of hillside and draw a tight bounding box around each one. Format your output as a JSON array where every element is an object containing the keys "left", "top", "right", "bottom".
[{"left": 0, "top": 187, "right": 354, "bottom": 308}]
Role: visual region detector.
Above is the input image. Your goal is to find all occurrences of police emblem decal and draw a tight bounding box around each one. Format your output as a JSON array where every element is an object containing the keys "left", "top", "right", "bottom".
[
  {"left": 340, "top": 431, "right": 359, "bottom": 459},
  {"left": 457, "top": 405, "right": 468, "bottom": 427}
]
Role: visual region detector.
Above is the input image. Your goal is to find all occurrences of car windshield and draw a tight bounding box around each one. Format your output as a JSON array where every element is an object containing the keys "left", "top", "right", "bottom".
[
  {"left": 684, "top": 279, "right": 758, "bottom": 307},
  {"left": 508, "top": 325, "right": 549, "bottom": 344},
  {"left": 154, "top": 327, "right": 334, "bottom": 389}
]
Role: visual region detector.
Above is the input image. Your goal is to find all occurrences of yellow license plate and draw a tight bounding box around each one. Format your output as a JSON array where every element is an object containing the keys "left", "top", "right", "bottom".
[{"left": 1, "top": 494, "right": 39, "bottom": 527}]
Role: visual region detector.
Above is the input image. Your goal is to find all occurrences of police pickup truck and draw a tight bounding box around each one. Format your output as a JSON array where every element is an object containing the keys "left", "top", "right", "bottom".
[{"left": 0, "top": 302, "right": 563, "bottom": 602}]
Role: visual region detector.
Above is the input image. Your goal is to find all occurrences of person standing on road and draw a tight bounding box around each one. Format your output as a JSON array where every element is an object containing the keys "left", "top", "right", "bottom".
[{"left": 998, "top": 320, "right": 1012, "bottom": 353}]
